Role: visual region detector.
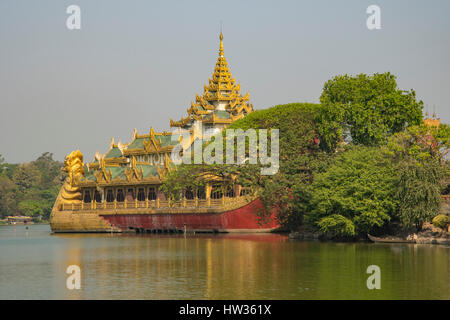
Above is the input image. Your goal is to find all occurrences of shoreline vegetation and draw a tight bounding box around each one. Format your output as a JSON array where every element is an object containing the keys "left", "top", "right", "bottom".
[
  {"left": 1, "top": 72, "right": 449, "bottom": 243},
  {"left": 0, "top": 152, "right": 65, "bottom": 223},
  {"left": 0, "top": 219, "right": 50, "bottom": 225}
]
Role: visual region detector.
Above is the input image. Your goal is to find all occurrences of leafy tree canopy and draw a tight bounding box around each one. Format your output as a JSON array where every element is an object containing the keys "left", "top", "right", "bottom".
[
  {"left": 318, "top": 72, "right": 423, "bottom": 150},
  {"left": 306, "top": 146, "right": 398, "bottom": 238},
  {"left": 382, "top": 124, "right": 449, "bottom": 229},
  {"left": 18, "top": 200, "right": 45, "bottom": 217},
  {"left": 0, "top": 153, "right": 63, "bottom": 220}
]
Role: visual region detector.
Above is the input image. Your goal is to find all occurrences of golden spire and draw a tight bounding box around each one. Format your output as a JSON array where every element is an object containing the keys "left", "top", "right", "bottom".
[
  {"left": 170, "top": 31, "right": 254, "bottom": 128},
  {"left": 219, "top": 32, "right": 224, "bottom": 57}
]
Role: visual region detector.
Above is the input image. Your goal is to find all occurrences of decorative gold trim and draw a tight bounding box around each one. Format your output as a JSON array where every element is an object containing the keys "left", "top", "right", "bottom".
[
  {"left": 94, "top": 157, "right": 112, "bottom": 183},
  {"left": 124, "top": 157, "right": 143, "bottom": 182}
]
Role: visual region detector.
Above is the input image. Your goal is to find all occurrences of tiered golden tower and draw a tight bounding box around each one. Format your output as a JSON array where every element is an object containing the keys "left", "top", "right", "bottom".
[{"left": 170, "top": 33, "right": 253, "bottom": 135}]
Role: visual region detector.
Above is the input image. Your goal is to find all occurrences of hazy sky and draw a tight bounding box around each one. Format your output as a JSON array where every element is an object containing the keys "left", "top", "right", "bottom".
[{"left": 1, "top": 0, "right": 449, "bottom": 163}]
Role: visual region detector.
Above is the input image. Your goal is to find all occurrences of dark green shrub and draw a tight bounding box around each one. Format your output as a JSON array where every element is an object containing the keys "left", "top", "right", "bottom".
[{"left": 317, "top": 214, "right": 355, "bottom": 238}]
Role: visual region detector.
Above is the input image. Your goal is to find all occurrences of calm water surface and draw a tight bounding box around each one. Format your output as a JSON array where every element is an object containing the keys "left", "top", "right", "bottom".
[{"left": 0, "top": 224, "right": 449, "bottom": 299}]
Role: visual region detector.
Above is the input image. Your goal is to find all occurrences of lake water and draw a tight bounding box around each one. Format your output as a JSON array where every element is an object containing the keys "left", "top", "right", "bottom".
[{"left": 0, "top": 224, "right": 448, "bottom": 299}]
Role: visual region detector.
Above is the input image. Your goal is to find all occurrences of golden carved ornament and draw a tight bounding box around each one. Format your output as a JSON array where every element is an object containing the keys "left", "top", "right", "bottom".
[
  {"left": 64, "top": 150, "right": 84, "bottom": 185},
  {"left": 143, "top": 127, "right": 162, "bottom": 152},
  {"left": 94, "top": 157, "right": 112, "bottom": 183},
  {"left": 124, "top": 156, "right": 143, "bottom": 182},
  {"left": 60, "top": 150, "right": 84, "bottom": 204},
  {"left": 157, "top": 153, "right": 173, "bottom": 178}
]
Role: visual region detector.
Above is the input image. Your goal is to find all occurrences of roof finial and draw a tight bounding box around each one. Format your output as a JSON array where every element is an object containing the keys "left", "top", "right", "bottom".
[{"left": 219, "top": 25, "right": 224, "bottom": 57}]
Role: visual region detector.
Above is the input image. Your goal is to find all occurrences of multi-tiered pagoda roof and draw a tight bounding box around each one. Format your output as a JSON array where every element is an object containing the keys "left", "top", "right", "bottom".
[{"left": 170, "top": 33, "right": 253, "bottom": 130}]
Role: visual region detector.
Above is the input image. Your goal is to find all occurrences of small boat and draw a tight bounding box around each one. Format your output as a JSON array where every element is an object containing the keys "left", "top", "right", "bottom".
[{"left": 367, "top": 234, "right": 415, "bottom": 244}]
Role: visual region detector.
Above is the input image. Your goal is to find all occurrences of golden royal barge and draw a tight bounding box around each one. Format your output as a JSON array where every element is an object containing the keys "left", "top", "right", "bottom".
[{"left": 50, "top": 33, "right": 279, "bottom": 233}]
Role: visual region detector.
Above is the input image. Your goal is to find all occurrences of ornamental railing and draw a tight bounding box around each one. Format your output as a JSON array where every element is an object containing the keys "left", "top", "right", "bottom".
[{"left": 60, "top": 195, "right": 250, "bottom": 212}]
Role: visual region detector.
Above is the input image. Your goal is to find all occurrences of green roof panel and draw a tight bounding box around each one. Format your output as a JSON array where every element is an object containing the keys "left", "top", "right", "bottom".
[{"left": 105, "top": 147, "right": 123, "bottom": 159}]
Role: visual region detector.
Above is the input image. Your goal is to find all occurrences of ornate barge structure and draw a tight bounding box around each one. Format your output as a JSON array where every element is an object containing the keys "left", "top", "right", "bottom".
[{"left": 50, "top": 33, "right": 280, "bottom": 233}]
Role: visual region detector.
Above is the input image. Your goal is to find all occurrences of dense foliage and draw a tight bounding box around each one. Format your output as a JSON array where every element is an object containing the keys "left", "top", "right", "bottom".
[
  {"left": 306, "top": 146, "right": 398, "bottom": 237},
  {"left": 307, "top": 123, "right": 449, "bottom": 238},
  {"left": 384, "top": 125, "right": 449, "bottom": 229},
  {"left": 0, "top": 153, "right": 64, "bottom": 221},
  {"left": 318, "top": 72, "right": 423, "bottom": 151}
]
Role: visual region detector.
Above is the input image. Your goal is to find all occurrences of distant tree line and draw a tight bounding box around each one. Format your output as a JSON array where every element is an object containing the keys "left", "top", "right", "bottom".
[{"left": 0, "top": 152, "right": 65, "bottom": 221}]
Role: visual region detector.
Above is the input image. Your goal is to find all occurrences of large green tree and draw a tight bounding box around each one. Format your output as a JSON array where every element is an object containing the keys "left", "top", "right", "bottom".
[
  {"left": 383, "top": 124, "right": 450, "bottom": 229},
  {"left": 0, "top": 153, "right": 63, "bottom": 220},
  {"left": 34, "top": 152, "right": 64, "bottom": 188},
  {"left": 0, "top": 176, "right": 17, "bottom": 218},
  {"left": 13, "top": 163, "right": 42, "bottom": 194},
  {"left": 18, "top": 200, "right": 45, "bottom": 218},
  {"left": 318, "top": 73, "right": 423, "bottom": 150},
  {"left": 305, "top": 146, "right": 398, "bottom": 238},
  {"left": 395, "top": 161, "right": 444, "bottom": 229}
]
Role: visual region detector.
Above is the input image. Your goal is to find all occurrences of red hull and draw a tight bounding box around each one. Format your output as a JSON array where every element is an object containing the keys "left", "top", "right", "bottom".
[{"left": 101, "top": 199, "right": 280, "bottom": 232}]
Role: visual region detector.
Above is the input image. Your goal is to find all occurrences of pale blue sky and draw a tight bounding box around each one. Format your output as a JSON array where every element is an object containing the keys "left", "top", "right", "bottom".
[{"left": 1, "top": 0, "right": 449, "bottom": 163}]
